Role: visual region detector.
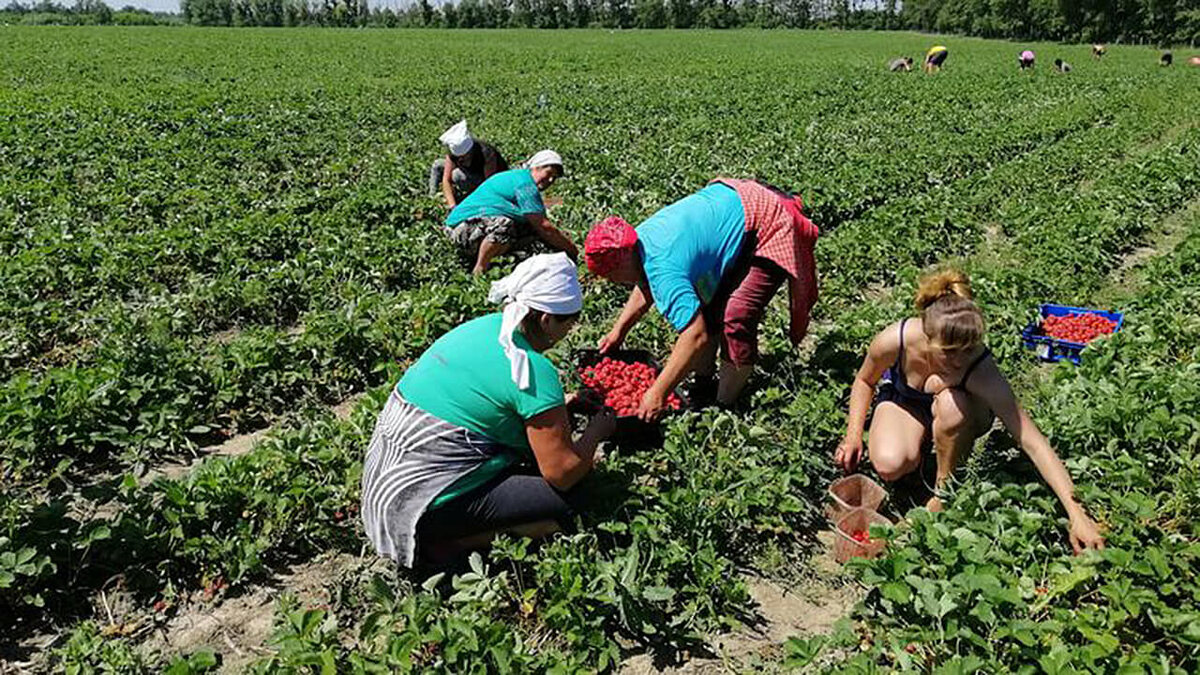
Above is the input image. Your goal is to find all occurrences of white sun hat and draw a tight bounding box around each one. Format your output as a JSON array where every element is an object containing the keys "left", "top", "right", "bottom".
[{"left": 438, "top": 120, "right": 474, "bottom": 156}]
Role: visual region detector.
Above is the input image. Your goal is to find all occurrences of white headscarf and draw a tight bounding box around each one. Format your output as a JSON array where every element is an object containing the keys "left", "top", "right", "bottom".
[
  {"left": 439, "top": 120, "right": 474, "bottom": 156},
  {"left": 524, "top": 149, "right": 564, "bottom": 171},
  {"left": 487, "top": 253, "right": 583, "bottom": 390}
]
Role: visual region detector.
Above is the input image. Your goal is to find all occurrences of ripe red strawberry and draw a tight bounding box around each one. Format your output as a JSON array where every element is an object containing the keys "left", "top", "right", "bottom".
[
  {"left": 1042, "top": 313, "right": 1116, "bottom": 344},
  {"left": 579, "top": 357, "right": 682, "bottom": 418}
]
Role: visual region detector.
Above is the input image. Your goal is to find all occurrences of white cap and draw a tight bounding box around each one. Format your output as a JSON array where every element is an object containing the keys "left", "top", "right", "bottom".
[
  {"left": 439, "top": 120, "right": 474, "bottom": 156},
  {"left": 525, "top": 149, "right": 563, "bottom": 171}
]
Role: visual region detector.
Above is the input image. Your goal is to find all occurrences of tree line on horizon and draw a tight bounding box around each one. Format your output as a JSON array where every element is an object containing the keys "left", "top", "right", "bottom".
[
  {"left": 2, "top": 0, "right": 179, "bottom": 23},
  {"left": 3, "top": 0, "right": 1196, "bottom": 47}
]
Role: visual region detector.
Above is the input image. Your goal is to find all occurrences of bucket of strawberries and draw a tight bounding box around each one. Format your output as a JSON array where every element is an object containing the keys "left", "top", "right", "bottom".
[
  {"left": 573, "top": 349, "right": 685, "bottom": 440},
  {"left": 1021, "top": 304, "right": 1124, "bottom": 364}
]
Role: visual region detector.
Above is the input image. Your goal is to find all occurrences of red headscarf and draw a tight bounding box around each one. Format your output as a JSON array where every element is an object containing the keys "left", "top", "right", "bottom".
[{"left": 584, "top": 216, "right": 638, "bottom": 276}]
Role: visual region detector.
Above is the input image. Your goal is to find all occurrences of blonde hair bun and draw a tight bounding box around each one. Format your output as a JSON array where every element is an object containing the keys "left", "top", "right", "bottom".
[
  {"left": 915, "top": 269, "right": 973, "bottom": 311},
  {"left": 916, "top": 269, "right": 984, "bottom": 350}
]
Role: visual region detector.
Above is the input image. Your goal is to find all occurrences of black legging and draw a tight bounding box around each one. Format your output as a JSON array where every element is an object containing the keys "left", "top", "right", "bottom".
[{"left": 416, "top": 469, "right": 579, "bottom": 544}]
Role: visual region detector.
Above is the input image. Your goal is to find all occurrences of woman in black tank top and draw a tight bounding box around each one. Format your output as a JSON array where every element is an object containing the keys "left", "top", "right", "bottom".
[{"left": 833, "top": 270, "right": 1105, "bottom": 554}]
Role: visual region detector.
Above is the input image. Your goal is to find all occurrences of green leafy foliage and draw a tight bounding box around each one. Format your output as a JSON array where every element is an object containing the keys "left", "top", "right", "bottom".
[
  {"left": 1, "top": 26, "right": 1198, "bottom": 673},
  {"left": 50, "top": 621, "right": 148, "bottom": 674},
  {"left": 823, "top": 159, "right": 1200, "bottom": 675}
]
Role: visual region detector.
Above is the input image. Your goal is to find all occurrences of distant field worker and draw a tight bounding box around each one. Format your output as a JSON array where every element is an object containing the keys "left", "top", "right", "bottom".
[
  {"left": 1161, "top": 51, "right": 1173, "bottom": 66},
  {"left": 833, "top": 269, "right": 1106, "bottom": 554},
  {"left": 585, "top": 179, "right": 819, "bottom": 418},
  {"left": 429, "top": 120, "right": 509, "bottom": 209},
  {"left": 1054, "top": 58, "right": 1072, "bottom": 73},
  {"left": 361, "top": 253, "right": 616, "bottom": 569},
  {"left": 1190, "top": 56, "right": 1200, "bottom": 67},
  {"left": 445, "top": 151, "right": 577, "bottom": 275},
  {"left": 1092, "top": 44, "right": 1107, "bottom": 59},
  {"left": 924, "top": 45, "right": 949, "bottom": 73},
  {"left": 1018, "top": 50, "right": 1036, "bottom": 70},
  {"left": 888, "top": 56, "right": 913, "bottom": 72}
]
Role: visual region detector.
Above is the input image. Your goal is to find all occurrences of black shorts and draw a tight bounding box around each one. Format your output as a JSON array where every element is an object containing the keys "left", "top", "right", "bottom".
[
  {"left": 927, "top": 50, "right": 948, "bottom": 67},
  {"left": 872, "top": 380, "right": 935, "bottom": 431},
  {"left": 415, "top": 469, "right": 579, "bottom": 544},
  {"left": 870, "top": 382, "right": 996, "bottom": 443}
]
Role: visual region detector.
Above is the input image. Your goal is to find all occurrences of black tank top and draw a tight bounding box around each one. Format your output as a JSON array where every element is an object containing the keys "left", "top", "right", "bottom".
[{"left": 887, "top": 318, "right": 991, "bottom": 401}]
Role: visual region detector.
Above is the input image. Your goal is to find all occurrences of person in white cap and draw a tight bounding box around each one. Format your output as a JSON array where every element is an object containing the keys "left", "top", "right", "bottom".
[
  {"left": 360, "top": 253, "right": 616, "bottom": 568},
  {"left": 445, "top": 149, "right": 576, "bottom": 275},
  {"left": 429, "top": 120, "right": 509, "bottom": 209}
]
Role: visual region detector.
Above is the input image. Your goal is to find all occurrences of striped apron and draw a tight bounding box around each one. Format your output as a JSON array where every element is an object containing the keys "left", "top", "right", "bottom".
[{"left": 361, "top": 390, "right": 506, "bottom": 568}]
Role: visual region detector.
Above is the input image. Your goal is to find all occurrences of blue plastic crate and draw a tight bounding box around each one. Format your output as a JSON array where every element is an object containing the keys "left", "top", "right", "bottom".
[{"left": 1021, "top": 304, "right": 1124, "bottom": 364}]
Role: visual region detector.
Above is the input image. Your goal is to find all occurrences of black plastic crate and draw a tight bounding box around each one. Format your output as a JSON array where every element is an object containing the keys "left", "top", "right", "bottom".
[{"left": 571, "top": 348, "right": 685, "bottom": 442}]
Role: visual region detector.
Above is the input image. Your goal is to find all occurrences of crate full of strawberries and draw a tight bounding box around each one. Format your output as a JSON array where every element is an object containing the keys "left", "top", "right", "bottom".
[
  {"left": 1021, "top": 304, "right": 1124, "bottom": 364},
  {"left": 573, "top": 349, "right": 684, "bottom": 439}
]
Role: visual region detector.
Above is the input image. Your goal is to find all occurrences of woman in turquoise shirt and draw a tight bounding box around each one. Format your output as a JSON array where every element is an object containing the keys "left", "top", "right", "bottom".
[
  {"left": 585, "top": 179, "right": 819, "bottom": 420},
  {"left": 361, "top": 253, "right": 615, "bottom": 568},
  {"left": 445, "top": 151, "right": 578, "bottom": 276}
]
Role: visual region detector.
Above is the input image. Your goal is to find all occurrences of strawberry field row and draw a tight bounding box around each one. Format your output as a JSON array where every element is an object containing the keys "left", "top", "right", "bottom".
[
  {"left": 0, "top": 30, "right": 1181, "bottom": 376},
  {"left": 2, "top": 51, "right": 1186, "bottom": 486},
  {"left": 795, "top": 210, "right": 1200, "bottom": 672},
  {"left": 3, "top": 27, "right": 1198, "bottom": 672},
  {"left": 235, "top": 128, "right": 1200, "bottom": 672},
  {"left": 13, "top": 106, "right": 1198, "bottom": 675}
]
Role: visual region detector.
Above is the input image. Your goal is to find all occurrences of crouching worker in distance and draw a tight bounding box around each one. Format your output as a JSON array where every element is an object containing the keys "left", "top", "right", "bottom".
[
  {"left": 429, "top": 119, "right": 509, "bottom": 209},
  {"left": 833, "top": 269, "right": 1105, "bottom": 554},
  {"left": 361, "top": 253, "right": 616, "bottom": 569},
  {"left": 445, "top": 150, "right": 577, "bottom": 276},
  {"left": 924, "top": 45, "right": 949, "bottom": 73},
  {"left": 584, "top": 178, "right": 818, "bottom": 419}
]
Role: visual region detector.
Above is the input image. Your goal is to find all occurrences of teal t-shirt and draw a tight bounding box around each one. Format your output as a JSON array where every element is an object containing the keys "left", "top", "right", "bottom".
[
  {"left": 397, "top": 313, "right": 566, "bottom": 451},
  {"left": 446, "top": 169, "right": 545, "bottom": 227},
  {"left": 637, "top": 183, "right": 747, "bottom": 331}
]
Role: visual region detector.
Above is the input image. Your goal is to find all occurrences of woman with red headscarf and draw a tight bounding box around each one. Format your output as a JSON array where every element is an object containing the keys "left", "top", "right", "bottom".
[{"left": 584, "top": 179, "right": 818, "bottom": 420}]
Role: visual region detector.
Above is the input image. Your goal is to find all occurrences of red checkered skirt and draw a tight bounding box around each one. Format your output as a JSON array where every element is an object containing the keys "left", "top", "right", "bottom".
[{"left": 711, "top": 178, "right": 819, "bottom": 344}]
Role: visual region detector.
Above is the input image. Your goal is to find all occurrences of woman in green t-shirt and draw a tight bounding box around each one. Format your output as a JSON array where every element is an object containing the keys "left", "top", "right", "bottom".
[{"left": 362, "top": 253, "right": 616, "bottom": 569}]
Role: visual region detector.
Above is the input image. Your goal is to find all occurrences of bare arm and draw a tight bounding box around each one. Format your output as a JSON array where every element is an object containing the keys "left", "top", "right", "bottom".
[
  {"left": 969, "top": 363, "right": 1105, "bottom": 553},
  {"left": 639, "top": 311, "right": 709, "bottom": 421},
  {"left": 441, "top": 155, "right": 457, "bottom": 208},
  {"left": 526, "top": 405, "right": 615, "bottom": 491},
  {"left": 525, "top": 213, "right": 578, "bottom": 261},
  {"left": 599, "top": 283, "right": 652, "bottom": 353},
  {"left": 835, "top": 323, "right": 901, "bottom": 472}
]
